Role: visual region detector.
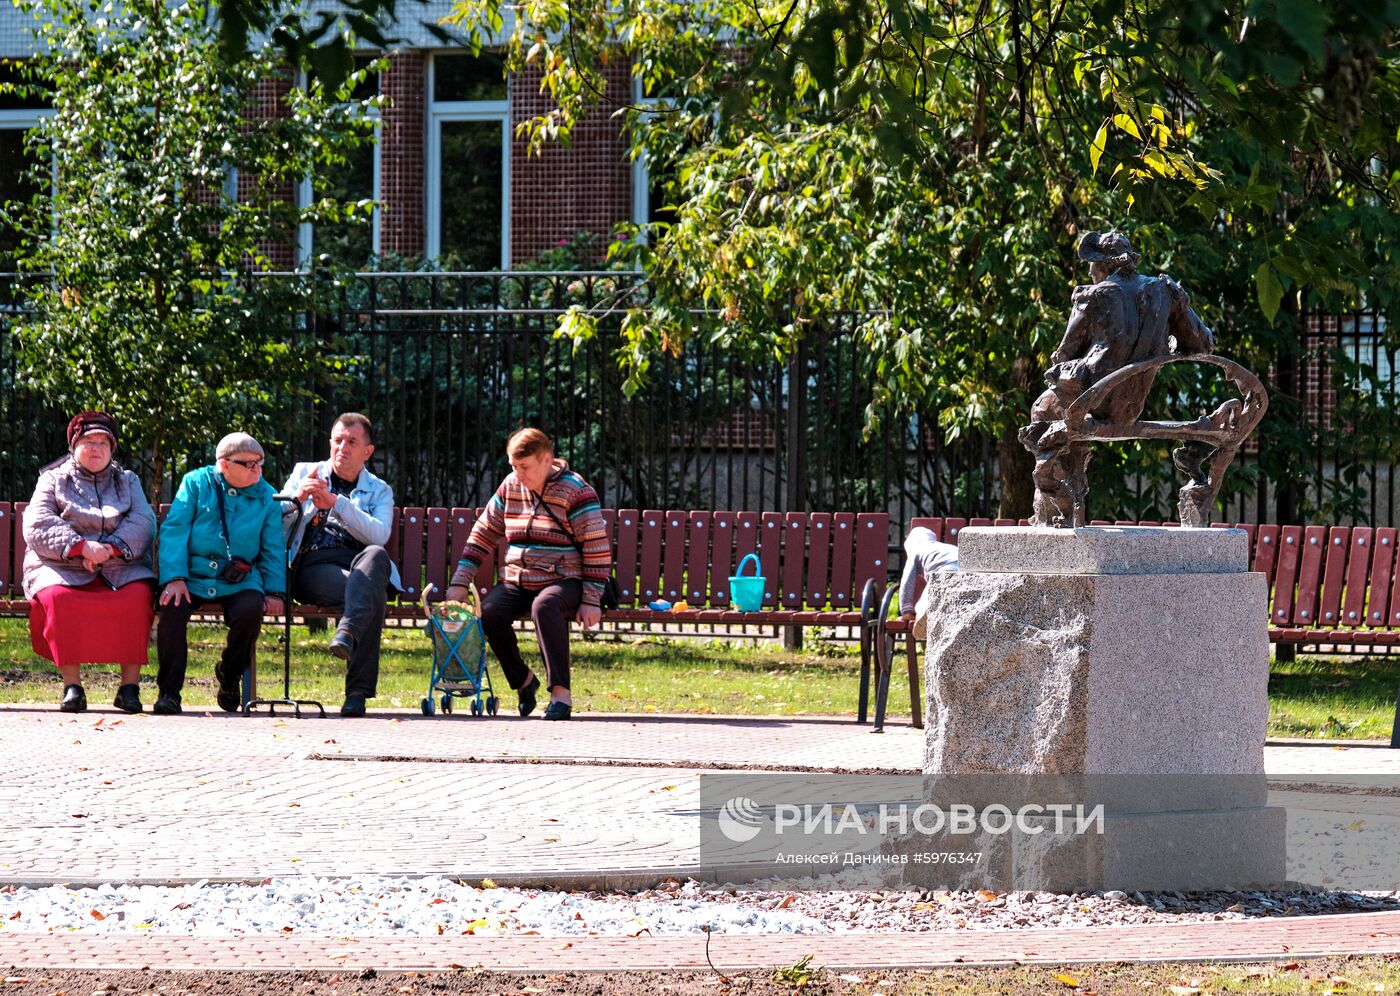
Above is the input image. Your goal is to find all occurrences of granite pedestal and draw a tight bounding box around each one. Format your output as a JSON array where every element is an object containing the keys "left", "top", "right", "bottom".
[{"left": 898, "top": 526, "right": 1285, "bottom": 892}]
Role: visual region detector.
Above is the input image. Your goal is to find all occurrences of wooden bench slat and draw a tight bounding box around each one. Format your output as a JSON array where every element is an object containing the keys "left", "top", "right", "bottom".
[
  {"left": 12, "top": 502, "right": 27, "bottom": 594},
  {"left": 685, "top": 512, "right": 710, "bottom": 604},
  {"left": 1316, "top": 525, "right": 1351, "bottom": 627},
  {"left": 827, "top": 512, "right": 854, "bottom": 608},
  {"left": 398, "top": 507, "right": 425, "bottom": 598},
  {"left": 1253, "top": 524, "right": 1281, "bottom": 583},
  {"left": 1292, "top": 525, "right": 1328, "bottom": 626},
  {"left": 807, "top": 512, "right": 832, "bottom": 608},
  {"left": 614, "top": 509, "right": 640, "bottom": 605},
  {"left": 945, "top": 517, "right": 968, "bottom": 542},
  {"left": 913, "top": 516, "right": 943, "bottom": 541},
  {"left": 853, "top": 513, "right": 888, "bottom": 594},
  {"left": 424, "top": 507, "right": 450, "bottom": 599},
  {"left": 708, "top": 511, "right": 735, "bottom": 607},
  {"left": 1370, "top": 527, "right": 1398, "bottom": 627},
  {"left": 1269, "top": 525, "right": 1303, "bottom": 626},
  {"left": 635, "top": 510, "right": 665, "bottom": 603},
  {"left": 661, "top": 509, "right": 687, "bottom": 603},
  {"left": 758, "top": 512, "right": 783, "bottom": 608},
  {"left": 0, "top": 501, "right": 11, "bottom": 593},
  {"left": 1339, "top": 527, "right": 1372, "bottom": 627},
  {"left": 781, "top": 513, "right": 807, "bottom": 609}
]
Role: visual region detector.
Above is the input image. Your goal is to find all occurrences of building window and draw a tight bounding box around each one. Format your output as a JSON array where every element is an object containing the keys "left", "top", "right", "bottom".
[
  {"left": 299, "top": 56, "right": 381, "bottom": 269},
  {"left": 427, "top": 51, "right": 508, "bottom": 268}
]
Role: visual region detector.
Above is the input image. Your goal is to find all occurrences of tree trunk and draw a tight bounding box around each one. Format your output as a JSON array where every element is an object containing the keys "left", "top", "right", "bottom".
[{"left": 997, "top": 355, "right": 1037, "bottom": 519}]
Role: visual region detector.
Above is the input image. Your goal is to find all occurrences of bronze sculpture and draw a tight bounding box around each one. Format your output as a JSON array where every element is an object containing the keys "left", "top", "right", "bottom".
[{"left": 1019, "top": 231, "right": 1268, "bottom": 528}]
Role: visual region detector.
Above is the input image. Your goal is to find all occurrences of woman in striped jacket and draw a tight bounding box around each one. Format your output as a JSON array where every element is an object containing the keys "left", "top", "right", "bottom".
[{"left": 444, "top": 428, "right": 611, "bottom": 721}]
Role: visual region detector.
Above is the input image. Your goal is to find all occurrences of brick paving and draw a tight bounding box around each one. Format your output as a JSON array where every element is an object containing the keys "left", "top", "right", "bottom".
[{"left": 2, "top": 706, "right": 1400, "bottom": 969}]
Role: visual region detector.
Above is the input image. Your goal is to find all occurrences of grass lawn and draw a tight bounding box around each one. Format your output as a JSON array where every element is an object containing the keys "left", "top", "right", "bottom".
[{"left": 0, "top": 616, "right": 1395, "bottom": 738}]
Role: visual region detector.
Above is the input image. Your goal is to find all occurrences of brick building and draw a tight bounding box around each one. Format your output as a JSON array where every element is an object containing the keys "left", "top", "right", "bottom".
[{"left": 0, "top": 1, "right": 650, "bottom": 269}]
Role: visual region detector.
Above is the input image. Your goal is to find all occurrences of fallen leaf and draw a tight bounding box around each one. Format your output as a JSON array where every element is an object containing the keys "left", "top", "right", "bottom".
[
  {"left": 7, "top": 912, "right": 17, "bottom": 920},
  {"left": 1346, "top": 820, "right": 1366, "bottom": 831},
  {"left": 975, "top": 890, "right": 998, "bottom": 902},
  {"left": 556, "top": 942, "right": 572, "bottom": 950},
  {"left": 1282, "top": 962, "right": 1301, "bottom": 970},
  {"left": 776, "top": 895, "right": 794, "bottom": 910},
  {"left": 1056, "top": 974, "right": 1080, "bottom": 987},
  {"left": 323, "top": 739, "right": 338, "bottom": 744},
  {"left": 480, "top": 878, "right": 497, "bottom": 889},
  {"left": 89, "top": 909, "right": 106, "bottom": 920}
]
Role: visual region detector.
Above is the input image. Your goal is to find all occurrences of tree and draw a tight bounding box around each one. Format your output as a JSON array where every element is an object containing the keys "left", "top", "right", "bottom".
[
  {"left": 446, "top": 0, "right": 1400, "bottom": 520},
  {"left": 5, "top": 0, "right": 379, "bottom": 502}
]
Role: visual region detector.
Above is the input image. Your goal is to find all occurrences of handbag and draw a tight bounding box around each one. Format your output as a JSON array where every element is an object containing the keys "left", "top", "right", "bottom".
[{"left": 533, "top": 497, "right": 621, "bottom": 610}]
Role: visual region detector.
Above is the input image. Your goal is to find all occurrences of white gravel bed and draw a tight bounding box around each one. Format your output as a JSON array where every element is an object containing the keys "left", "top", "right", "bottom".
[{"left": 0, "top": 876, "right": 1394, "bottom": 936}]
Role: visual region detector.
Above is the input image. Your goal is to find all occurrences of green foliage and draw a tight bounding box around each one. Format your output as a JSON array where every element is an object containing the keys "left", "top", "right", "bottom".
[
  {"left": 4, "top": 0, "right": 378, "bottom": 500},
  {"left": 445, "top": 0, "right": 1400, "bottom": 520}
]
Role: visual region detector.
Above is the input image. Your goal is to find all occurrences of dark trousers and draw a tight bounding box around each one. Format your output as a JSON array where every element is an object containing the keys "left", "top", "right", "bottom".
[
  {"left": 156, "top": 589, "right": 265, "bottom": 697},
  {"left": 479, "top": 579, "right": 582, "bottom": 691},
  {"left": 292, "top": 545, "right": 392, "bottom": 698}
]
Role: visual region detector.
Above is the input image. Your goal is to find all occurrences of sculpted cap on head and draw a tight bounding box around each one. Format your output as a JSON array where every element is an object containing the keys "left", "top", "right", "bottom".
[{"left": 1077, "top": 231, "right": 1141, "bottom": 270}]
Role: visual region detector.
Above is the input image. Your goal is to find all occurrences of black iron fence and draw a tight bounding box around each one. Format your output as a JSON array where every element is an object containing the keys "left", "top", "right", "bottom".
[{"left": 1, "top": 271, "right": 1396, "bottom": 543}]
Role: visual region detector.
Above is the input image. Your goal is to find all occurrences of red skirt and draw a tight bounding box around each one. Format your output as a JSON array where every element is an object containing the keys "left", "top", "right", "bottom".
[{"left": 29, "top": 579, "right": 156, "bottom": 668}]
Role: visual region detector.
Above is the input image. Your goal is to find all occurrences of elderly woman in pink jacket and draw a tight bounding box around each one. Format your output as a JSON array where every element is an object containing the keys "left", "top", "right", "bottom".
[{"left": 22, "top": 411, "right": 157, "bottom": 713}]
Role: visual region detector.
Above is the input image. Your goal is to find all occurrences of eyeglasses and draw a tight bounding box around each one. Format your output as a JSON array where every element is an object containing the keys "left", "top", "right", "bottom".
[{"left": 227, "top": 457, "right": 264, "bottom": 470}]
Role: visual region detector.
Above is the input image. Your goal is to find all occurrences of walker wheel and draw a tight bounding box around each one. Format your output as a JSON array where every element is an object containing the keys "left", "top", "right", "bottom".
[
  {"left": 470, "top": 698, "right": 481, "bottom": 716},
  {"left": 486, "top": 696, "right": 499, "bottom": 716},
  {"left": 441, "top": 694, "right": 453, "bottom": 715},
  {"left": 421, "top": 697, "right": 434, "bottom": 716}
]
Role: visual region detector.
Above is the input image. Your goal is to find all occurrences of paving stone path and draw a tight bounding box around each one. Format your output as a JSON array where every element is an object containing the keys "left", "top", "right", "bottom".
[{"left": 2, "top": 705, "right": 1399, "bottom": 970}]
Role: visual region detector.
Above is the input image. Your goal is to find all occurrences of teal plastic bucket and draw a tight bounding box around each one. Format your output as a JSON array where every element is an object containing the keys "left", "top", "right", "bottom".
[{"left": 729, "top": 554, "right": 766, "bottom": 612}]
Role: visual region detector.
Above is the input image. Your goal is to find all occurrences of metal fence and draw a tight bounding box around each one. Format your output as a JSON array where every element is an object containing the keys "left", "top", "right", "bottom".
[{"left": 1, "top": 271, "right": 1396, "bottom": 547}]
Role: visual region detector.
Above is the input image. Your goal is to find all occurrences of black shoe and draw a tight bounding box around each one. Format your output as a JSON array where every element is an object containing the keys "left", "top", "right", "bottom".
[
  {"left": 329, "top": 628, "right": 355, "bottom": 662},
  {"left": 517, "top": 675, "right": 540, "bottom": 717},
  {"left": 214, "top": 667, "right": 242, "bottom": 713},
  {"left": 59, "top": 684, "right": 86, "bottom": 713},
  {"left": 543, "top": 700, "right": 572, "bottom": 721},
  {"left": 112, "top": 683, "right": 143, "bottom": 714},
  {"left": 152, "top": 693, "right": 182, "bottom": 715},
  {"left": 340, "top": 694, "right": 367, "bottom": 718}
]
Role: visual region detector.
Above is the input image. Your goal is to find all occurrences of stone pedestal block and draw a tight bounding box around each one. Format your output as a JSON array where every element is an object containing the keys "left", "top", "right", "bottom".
[{"left": 905, "top": 525, "right": 1284, "bottom": 892}]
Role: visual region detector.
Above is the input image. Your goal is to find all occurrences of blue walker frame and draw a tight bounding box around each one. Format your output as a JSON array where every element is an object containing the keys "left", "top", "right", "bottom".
[{"left": 420, "top": 583, "right": 497, "bottom": 717}]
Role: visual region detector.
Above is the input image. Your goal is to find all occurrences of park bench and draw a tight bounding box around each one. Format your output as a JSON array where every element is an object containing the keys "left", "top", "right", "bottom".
[
  {"left": 868, "top": 517, "right": 1400, "bottom": 747},
  {"left": 0, "top": 501, "right": 890, "bottom": 710}
]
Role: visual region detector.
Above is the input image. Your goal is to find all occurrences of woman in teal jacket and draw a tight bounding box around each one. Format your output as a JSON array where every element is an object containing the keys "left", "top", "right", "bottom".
[{"left": 154, "top": 432, "right": 287, "bottom": 715}]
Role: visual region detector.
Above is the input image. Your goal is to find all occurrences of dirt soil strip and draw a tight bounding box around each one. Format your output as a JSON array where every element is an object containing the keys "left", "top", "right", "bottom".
[{"left": 4, "top": 910, "right": 1400, "bottom": 972}]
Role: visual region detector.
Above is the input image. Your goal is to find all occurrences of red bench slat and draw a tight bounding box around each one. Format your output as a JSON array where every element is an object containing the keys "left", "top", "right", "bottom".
[
  {"left": 1292, "top": 525, "right": 1327, "bottom": 626},
  {"left": 0, "top": 502, "right": 11, "bottom": 594},
  {"left": 1369, "top": 527, "right": 1397, "bottom": 627},
  {"left": 1269, "top": 525, "right": 1304, "bottom": 626},
  {"left": 945, "top": 517, "right": 968, "bottom": 543},
  {"left": 807, "top": 512, "right": 832, "bottom": 608},
  {"left": 661, "top": 509, "right": 687, "bottom": 602},
  {"left": 708, "top": 511, "right": 735, "bottom": 607},
  {"left": 636, "top": 510, "right": 665, "bottom": 603},
  {"left": 398, "top": 507, "right": 425, "bottom": 598},
  {"left": 827, "top": 512, "right": 855, "bottom": 607},
  {"left": 781, "top": 513, "right": 807, "bottom": 609},
  {"left": 1252, "top": 524, "right": 1281, "bottom": 584},
  {"left": 12, "top": 502, "right": 27, "bottom": 593},
  {"left": 758, "top": 512, "right": 783, "bottom": 607},
  {"left": 685, "top": 512, "right": 710, "bottom": 604},
  {"left": 424, "top": 507, "right": 450, "bottom": 599},
  {"left": 853, "top": 513, "right": 888, "bottom": 593},
  {"left": 969, "top": 517, "right": 992, "bottom": 527},
  {"left": 913, "top": 516, "right": 943, "bottom": 541},
  {"left": 613, "top": 509, "right": 640, "bottom": 605},
  {"left": 1316, "top": 525, "right": 1351, "bottom": 627},
  {"left": 1340, "top": 527, "right": 1373, "bottom": 628}
]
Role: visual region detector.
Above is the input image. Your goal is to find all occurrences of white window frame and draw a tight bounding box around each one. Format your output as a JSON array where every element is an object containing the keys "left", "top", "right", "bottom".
[
  {"left": 425, "top": 52, "right": 510, "bottom": 269},
  {"left": 630, "top": 75, "right": 655, "bottom": 228},
  {"left": 296, "top": 68, "right": 382, "bottom": 270}
]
